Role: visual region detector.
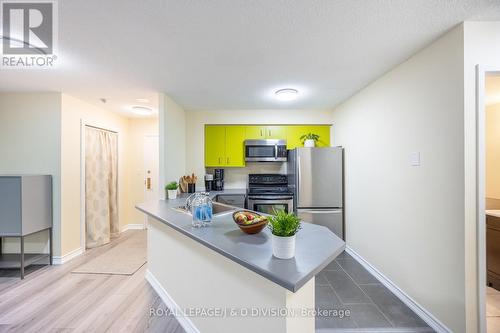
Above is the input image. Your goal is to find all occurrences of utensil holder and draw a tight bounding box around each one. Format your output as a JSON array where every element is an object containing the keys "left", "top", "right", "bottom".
[{"left": 188, "top": 183, "right": 196, "bottom": 193}]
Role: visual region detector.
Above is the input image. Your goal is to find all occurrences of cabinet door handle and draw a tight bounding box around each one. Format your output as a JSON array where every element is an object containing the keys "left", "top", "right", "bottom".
[
  {"left": 218, "top": 157, "right": 221, "bottom": 164},
  {"left": 269, "top": 129, "right": 271, "bottom": 137},
  {"left": 260, "top": 129, "right": 263, "bottom": 137},
  {"left": 227, "top": 157, "right": 230, "bottom": 164}
]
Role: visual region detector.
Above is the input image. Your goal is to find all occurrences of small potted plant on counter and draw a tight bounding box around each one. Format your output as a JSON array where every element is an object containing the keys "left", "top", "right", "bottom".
[
  {"left": 268, "top": 210, "right": 301, "bottom": 259},
  {"left": 165, "top": 181, "right": 179, "bottom": 200},
  {"left": 300, "top": 133, "right": 320, "bottom": 147}
]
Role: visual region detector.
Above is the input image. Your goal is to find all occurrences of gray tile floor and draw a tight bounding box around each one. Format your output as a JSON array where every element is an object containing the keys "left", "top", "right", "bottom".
[{"left": 316, "top": 251, "right": 435, "bottom": 333}]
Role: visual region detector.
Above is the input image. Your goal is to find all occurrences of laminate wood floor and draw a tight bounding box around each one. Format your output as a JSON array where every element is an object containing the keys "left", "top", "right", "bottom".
[{"left": 0, "top": 230, "right": 185, "bottom": 333}]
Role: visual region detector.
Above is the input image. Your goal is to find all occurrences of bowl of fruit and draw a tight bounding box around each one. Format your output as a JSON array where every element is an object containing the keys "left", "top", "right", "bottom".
[{"left": 233, "top": 210, "right": 268, "bottom": 234}]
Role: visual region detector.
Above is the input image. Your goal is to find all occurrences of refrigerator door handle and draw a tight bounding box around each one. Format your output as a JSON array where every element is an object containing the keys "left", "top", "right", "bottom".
[
  {"left": 296, "top": 156, "right": 301, "bottom": 201},
  {"left": 297, "top": 209, "right": 342, "bottom": 213}
]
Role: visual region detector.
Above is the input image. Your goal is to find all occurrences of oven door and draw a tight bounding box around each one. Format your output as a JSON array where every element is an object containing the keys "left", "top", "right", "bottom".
[{"left": 247, "top": 196, "right": 294, "bottom": 215}]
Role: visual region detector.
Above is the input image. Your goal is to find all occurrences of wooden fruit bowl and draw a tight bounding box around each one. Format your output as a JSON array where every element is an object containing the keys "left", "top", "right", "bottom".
[{"left": 233, "top": 210, "right": 268, "bottom": 234}]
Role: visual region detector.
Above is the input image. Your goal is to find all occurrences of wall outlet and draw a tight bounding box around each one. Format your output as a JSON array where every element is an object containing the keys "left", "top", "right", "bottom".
[{"left": 410, "top": 152, "right": 420, "bottom": 166}]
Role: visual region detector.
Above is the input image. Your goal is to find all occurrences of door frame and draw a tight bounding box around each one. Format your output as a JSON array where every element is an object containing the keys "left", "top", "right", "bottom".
[
  {"left": 143, "top": 134, "right": 160, "bottom": 227},
  {"left": 476, "top": 65, "right": 500, "bottom": 333},
  {"left": 80, "top": 119, "right": 119, "bottom": 251}
]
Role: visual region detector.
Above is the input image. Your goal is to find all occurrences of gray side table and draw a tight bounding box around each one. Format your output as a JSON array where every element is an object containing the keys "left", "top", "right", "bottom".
[{"left": 0, "top": 175, "right": 53, "bottom": 279}]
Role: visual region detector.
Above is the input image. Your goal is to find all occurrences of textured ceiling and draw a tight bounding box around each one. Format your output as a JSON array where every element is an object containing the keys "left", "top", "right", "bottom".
[{"left": 1, "top": 0, "right": 500, "bottom": 116}]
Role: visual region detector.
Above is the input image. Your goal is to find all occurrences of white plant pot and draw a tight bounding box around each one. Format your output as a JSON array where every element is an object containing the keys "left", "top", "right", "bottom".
[
  {"left": 167, "top": 189, "right": 178, "bottom": 200},
  {"left": 304, "top": 139, "right": 315, "bottom": 148},
  {"left": 272, "top": 234, "right": 296, "bottom": 259}
]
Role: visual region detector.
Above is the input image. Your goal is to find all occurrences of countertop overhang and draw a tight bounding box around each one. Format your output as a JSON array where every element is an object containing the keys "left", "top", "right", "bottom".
[
  {"left": 136, "top": 191, "right": 345, "bottom": 292},
  {"left": 486, "top": 210, "right": 500, "bottom": 218}
]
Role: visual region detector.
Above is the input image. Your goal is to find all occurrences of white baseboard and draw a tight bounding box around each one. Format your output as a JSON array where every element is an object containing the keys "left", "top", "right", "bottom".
[
  {"left": 52, "top": 247, "right": 83, "bottom": 265},
  {"left": 121, "top": 224, "right": 145, "bottom": 232},
  {"left": 345, "top": 246, "right": 451, "bottom": 333},
  {"left": 145, "top": 269, "right": 200, "bottom": 333}
]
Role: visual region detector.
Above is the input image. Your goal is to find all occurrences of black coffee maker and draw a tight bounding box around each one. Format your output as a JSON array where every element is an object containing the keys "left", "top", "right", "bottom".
[
  {"left": 214, "top": 169, "right": 224, "bottom": 191},
  {"left": 204, "top": 174, "right": 214, "bottom": 192}
]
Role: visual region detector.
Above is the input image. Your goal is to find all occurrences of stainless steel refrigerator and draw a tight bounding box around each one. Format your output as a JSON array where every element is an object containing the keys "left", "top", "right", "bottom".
[{"left": 287, "top": 147, "right": 344, "bottom": 239}]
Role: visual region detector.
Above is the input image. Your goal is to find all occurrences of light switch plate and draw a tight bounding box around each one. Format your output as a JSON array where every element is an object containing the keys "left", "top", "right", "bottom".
[{"left": 410, "top": 152, "right": 420, "bottom": 166}]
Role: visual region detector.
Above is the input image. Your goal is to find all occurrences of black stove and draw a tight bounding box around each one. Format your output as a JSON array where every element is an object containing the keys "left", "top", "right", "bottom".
[
  {"left": 247, "top": 174, "right": 294, "bottom": 214},
  {"left": 247, "top": 174, "right": 293, "bottom": 196}
]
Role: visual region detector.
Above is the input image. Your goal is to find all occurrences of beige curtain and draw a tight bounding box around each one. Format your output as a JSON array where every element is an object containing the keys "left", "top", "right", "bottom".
[{"left": 85, "top": 126, "right": 119, "bottom": 248}]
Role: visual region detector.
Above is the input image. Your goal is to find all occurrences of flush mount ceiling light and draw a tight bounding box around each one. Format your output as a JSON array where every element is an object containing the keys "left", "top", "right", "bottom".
[
  {"left": 275, "top": 88, "right": 299, "bottom": 101},
  {"left": 131, "top": 105, "right": 153, "bottom": 116}
]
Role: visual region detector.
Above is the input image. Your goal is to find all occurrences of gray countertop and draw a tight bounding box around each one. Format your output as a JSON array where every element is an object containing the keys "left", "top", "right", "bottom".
[
  {"left": 136, "top": 191, "right": 345, "bottom": 292},
  {"left": 486, "top": 210, "right": 500, "bottom": 218}
]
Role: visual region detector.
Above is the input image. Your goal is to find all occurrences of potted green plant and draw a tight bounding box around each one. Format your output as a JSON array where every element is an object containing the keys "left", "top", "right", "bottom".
[
  {"left": 300, "top": 133, "right": 320, "bottom": 147},
  {"left": 165, "top": 181, "right": 179, "bottom": 200},
  {"left": 267, "top": 210, "right": 301, "bottom": 259}
]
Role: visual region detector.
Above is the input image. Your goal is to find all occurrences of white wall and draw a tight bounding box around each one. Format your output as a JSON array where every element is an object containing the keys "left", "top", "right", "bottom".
[
  {"left": 331, "top": 25, "right": 465, "bottom": 332},
  {"left": 185, "top": 109, "right": 332, "bottom": 188},
  {"left": 160, "top": 93, "right": 186, "bottom": 196},
  {"left": 0, "top": 93, "right": 61, "bottom": 255},
  {"left": 463, "top": 22, "right": 500, "bottom": 332},
  {"left": 208, "top": 163, "right": 287, "bottom": 189}
]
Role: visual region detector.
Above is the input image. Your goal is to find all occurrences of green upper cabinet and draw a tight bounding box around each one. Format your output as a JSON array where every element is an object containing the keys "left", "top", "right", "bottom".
[
  {"left": 266, "top": 126, "right": 286, "bottom": 139},
  {"left": 286, "top": 125, "right": 331, "bottom": 149},
  {"left": 286, "top": 126, "right": 306, "bottom": 149},
  {"left": 205, "top": 125, "right": 246, "bottom": 167},
  {"left": 205, "top": 125, "right": 226, "bottom": 167},
  {"left": 312, "top": 126, "right": 331, "bottom": 147},
  {"left": 245, "top": 125, "right": 267, "bottom": 140},
  {"left": 245, "top": 126, "right": 267, "bottom": 140},
  {"left": 245, "top": 126, "right": 286, "bottom": 140},
  {"left": 225, "top": 126, "right": 246, "bottom": 167},
  {"left": 205, "top": 124, "right": 332, "bottom": 167},
  {"left": 298, "top": 125, "right": 330, "bottom": 147}
]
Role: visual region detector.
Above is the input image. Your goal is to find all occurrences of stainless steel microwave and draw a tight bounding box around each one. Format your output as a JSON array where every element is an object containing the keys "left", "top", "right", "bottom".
[{"left": 244, "top": 139, "right": 287, "bottom": 162}]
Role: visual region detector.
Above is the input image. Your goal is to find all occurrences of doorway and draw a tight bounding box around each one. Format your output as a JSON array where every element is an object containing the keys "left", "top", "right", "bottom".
[
  {"left": 143, "top": 135, "right": 160, "bottom": 226},
  {"left": 81, "top": 124, "right": 119, "bottom": 250},
  {"left": 485, "top": 72, "right": 500, "bottom": 332},
  {"left": 478, "top": 68, "right": 500, "bottom": 333}
]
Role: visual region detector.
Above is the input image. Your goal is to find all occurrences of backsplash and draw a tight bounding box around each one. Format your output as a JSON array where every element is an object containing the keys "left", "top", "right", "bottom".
[{"left": 206, "top": 162, "right": 287, "bottom": 189}]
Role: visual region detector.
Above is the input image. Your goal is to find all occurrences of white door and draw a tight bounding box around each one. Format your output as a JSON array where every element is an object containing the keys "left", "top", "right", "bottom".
[{"left": 144, "top": 135, "right": 160, "bottom": 225}]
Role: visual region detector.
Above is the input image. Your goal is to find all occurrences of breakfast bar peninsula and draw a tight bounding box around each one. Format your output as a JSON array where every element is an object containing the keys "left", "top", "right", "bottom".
[{"left": 136, "top": 192, "right": 345, "bottom": 333}]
